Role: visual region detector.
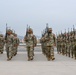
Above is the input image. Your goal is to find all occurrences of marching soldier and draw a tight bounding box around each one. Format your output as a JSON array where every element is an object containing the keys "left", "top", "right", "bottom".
[
  {"left": 0, "top": 34, "right": 5, "bottom": 54},
  {"left": 57, "top": 35, "right": 62, "bottom": 54},
  {"left": 40, "top": 34, "right": 46, "bottom": 55},
  {"left": 70, "top": 31, "right": 74, "bottom": 58},
  {"left": 24, "top": 27, "right": 37, "bottom": 61},
  {"left": 12, "top": 33, "right": 19, "bottom": 56},
  {"left": 73, "top": 32, "right": 76, "bottom": 59},
  {"left": 44, "top": 28, "right": 56, "bottom": 61},
  {"left": 5, "top": 29, "right": 14, "bottom": 61}
]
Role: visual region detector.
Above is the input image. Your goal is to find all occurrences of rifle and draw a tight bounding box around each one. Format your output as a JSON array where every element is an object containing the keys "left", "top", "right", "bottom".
[
  {"left": 5, "top": 23, "right": 8, "bottom": 40},
  {"left": 26, "top": 24, "right": 29, "bottom": 37}
]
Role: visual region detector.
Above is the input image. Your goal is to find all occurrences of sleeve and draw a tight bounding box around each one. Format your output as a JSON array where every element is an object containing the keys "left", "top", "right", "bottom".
[{"left": 24, "top": 35, "right": 28, "bottom": 42}]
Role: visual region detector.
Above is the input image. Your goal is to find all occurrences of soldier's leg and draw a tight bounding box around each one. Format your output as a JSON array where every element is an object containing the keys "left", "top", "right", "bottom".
[
  {"left": 1, "top": 46, "right": 4, "bottom": 54},
  {"left": 58, "top": 45, "right": 61, "bottom": 54},
  {"left": 15, "top": 47, "right": 18, "bottom": 55},
  {"left": 75, "top": 46, "right": 76, "bottom": 59},
  {"left": 46, "top": 46, "right": 48, "bottom": 59},
  {"left": 51, "top": 46, "right": 55, "bottom": 60},
  {"left": 33, "top": 47, "right": 34, "bottom": 56},
  {"left": 67, "top": 46, "right": 69, "bottom": 57},
  {"left": 29, "top": 46, "right": 34, "bottom": 60},
  {"left": 46, "top": 46, "right": 51, "bottom": 61},
  {"left": 27, "top": 47, "right": 30, "bottom": 61},
  {"left": 48, "top": 46, "right": 51, "bottom": 61},
  {"left": 0, "top": 49, "right": 3, "bottom": 54},
  {"left": 71, "top": 49, "right": 73, "bottom": 58},
  {"left": 14, "top": 47, "right": 17, "bottom": 56},
  {"left": 43, "top": 45, "right": 46, "bottom": 55},
  {"left": 0, "top": 46, "right": 3, "bottom": 54},
  {"left": 75, "top": 51, "right": 76, "bottom": 59},
  {"left": 62, "top": 48, "right": 64, "bottom": 55},
  {"left": 12, "top": 47, "right": 14, "bottom": 56},
  {"left": 0, "top": 48, "right": 1, "bottom": 54},
  {"left": 68, "top": 46, "right": 70, "bottom": 57},
  {"left": 65, "top": 47, "right": 67, "bottom": 56},
  {"left": 57, "top": 45, "right": 58, "bottom": 54},
  {"left": 7, "top": 46, "right": 12, "bottom": 61}
]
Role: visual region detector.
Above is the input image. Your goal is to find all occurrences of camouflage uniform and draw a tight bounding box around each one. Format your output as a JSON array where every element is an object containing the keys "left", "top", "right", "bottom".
[
  {"left": 44, "top": 28, "right": 56, "bottom": 61},
  {"left": 57, "top": 35, "right": 62, "bottom": 54},
  {"left": 12, "top": 33, "right": 19, "bottom": 56},
  {"left": 5, "top": 29, "right": 14, "bottom": 61},
  {"left": 62, "top": 38, "right": 66, "bottom": 55},
  {"left": 66, "top": 39, "right": 71, "bottom": 57},
  {"left": 24, "top": 28, "right": 37, "bottom": 61},
  {"left": 70, "top": 32, "right": 74, "bottom": 58},
  {"left": 40, "top": 35, "right": 46, "bottom": 55},
  {"left": 0, "top": 34, "right": 5, "bottom": 54}
]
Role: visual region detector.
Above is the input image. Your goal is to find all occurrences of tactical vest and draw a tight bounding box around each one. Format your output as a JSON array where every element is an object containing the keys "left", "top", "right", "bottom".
[{"left": 46, "top": 33, "right": 54, "bottom": 46}]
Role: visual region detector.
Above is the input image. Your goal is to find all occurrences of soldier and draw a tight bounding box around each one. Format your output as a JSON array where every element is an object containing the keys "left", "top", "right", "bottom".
[
  {"left": 12, "top": 33, "right": 19, "bottom": 56},
  {"left": 44, "top": 28, "right": 56, "bottom": 61},
  {"left": 66, "top": 32, "right": 71, "bottom": 57},
  {"left": 40, "top": 34, "right": 46, "bottom": 55},
  {"left": 24, "top": 27, "right": 37, "bottom": 61},
  {"left": 73, "top": 31, "right": 76, "bottom": 59},
  {"left": 57, "top": 35, "right": 62, "bottom": 54},
  {"left": 70, "top": 31, "right": 74, "bottom": 58},
  {"left": 61, "top": 35, "right": 66, "bottom": 55},
  {"left": 0, "top": 34, "right": 5, "bottom": 54},
  {"left": 5, "top": 29, "right": 14, "bottom": 61}
]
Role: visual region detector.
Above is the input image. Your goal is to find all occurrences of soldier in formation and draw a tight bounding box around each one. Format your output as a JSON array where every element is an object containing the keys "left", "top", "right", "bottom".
[
  {"left": 24, "top": 26, "right": 37, "bottom": 61},
  {"left": 5, "top": 26, "right": 19, "bottom": 61},
  {"left": 0, "top": 34, "right": 5, "bottom": 54},
  {"left": 57, "top": 25, "right": 76, "bottom": 60},
  {"left": 40, "top": 24, "right": 56, "bottom": 61},
  {"left": 12, "top": 33, "right": 19, "bottom": 56}
]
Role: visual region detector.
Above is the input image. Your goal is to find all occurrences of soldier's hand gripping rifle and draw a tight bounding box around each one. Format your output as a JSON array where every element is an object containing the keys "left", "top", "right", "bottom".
[{"left": 25, "top": 25, "right": 29, "bottom": 42}]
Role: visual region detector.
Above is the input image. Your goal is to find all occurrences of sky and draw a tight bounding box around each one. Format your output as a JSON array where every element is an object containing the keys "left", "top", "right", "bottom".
[{"left": 0, "top": 0, "right": 76, "bottom": 36}]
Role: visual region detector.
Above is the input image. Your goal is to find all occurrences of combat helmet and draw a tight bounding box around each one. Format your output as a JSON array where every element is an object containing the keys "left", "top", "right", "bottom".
[
  {"left": 48, "top": 28, "right": 52, "bottom": 32},
  {"left": 28, "top": 28, "right": 33, "bottom": 34},
  {"left": 7, "top": 29, "right": 12, "bottom": 35}
]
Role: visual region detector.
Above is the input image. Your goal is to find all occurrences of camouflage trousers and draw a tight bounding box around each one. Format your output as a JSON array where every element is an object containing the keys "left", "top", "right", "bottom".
[
  {"left": 0, "top": 47, "right": 4, "bottom": 53},
  {"left": 46, "top": 46, "right": 55, "bottom": 60},
  {"left": 13, "top": 46, "right": 17, "bottom": 56},
  {"left": 61, "top": 46, "right": 66, "bottom": 55},
  {"left": 73, "top": 45, "right": 76, "bottom": 59},
  {"left": 27, "top": 46, "right": 34, "bottom": 60},
  {"left": 6, "top": 45, "right": 13, "bottom": 60},
  {"left": 41, "top": 44, "right": 46, "bottom": 55},
  {"left": 57, "top": 45, "right": 61, "bottom": 54}
]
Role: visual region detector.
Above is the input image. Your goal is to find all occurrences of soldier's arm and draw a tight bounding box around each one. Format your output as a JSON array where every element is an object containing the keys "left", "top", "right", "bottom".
[{"left": 24, "top": 36, "right": 28, "bottom": 42}]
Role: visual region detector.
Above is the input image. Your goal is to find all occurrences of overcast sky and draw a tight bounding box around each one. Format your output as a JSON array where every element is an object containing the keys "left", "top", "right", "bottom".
[{"left": 0, "top": 0, "right": 76, "bottom": 36}]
